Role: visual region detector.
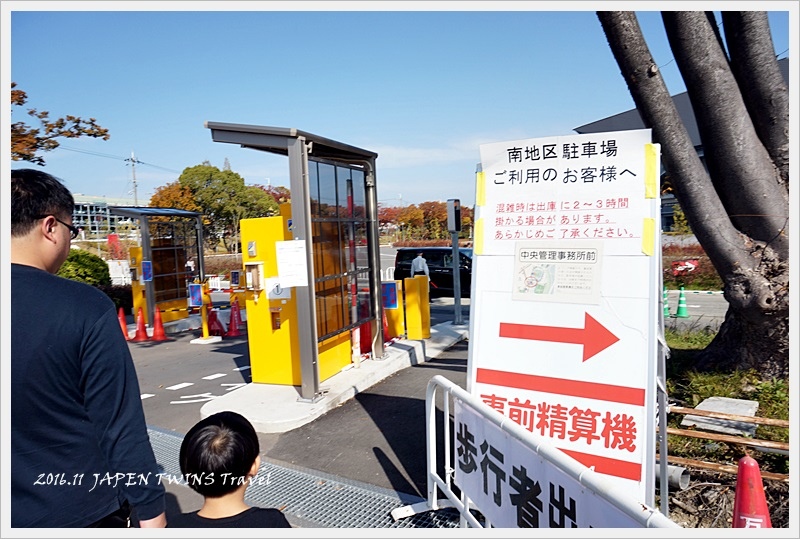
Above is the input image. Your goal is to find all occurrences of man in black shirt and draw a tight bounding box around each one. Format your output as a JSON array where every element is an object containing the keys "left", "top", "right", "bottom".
[{"left": 10, "top": 169, "right": 166, "bottom": 527}]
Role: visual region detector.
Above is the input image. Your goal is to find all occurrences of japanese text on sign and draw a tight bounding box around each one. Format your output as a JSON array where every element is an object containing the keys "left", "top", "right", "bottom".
[
  {"left": 478, "top": 391, "right": 636, "bottom": 453},
  {"left": 453, "top": 399, "right": 646, "bottom": 528},
  {"left": 479, "top": 130, "right": 652, "bottom": 256}
]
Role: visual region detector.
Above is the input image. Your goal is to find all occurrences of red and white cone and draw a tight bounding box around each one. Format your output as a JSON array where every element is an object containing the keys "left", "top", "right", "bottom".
[
  {"left": 382, "top": 309, "right": 391, "bottom": 339},
  {"left": 232, "top": 298, "right": 244, "bottom": 328},
  {"left": 225, "top": 303, "right": 242, "bottom": 337},
  {"left": 732, "top": 455, "right": 772, "bottom": 528},
  {"left": 207, "top": 309, "right": 226, "bottom": 337},
  {"left": 118, "top": 307, "right": 130, "bottom": 341},
  {"left": 131, "top": 307, "right": 149, "bottom": 342}
]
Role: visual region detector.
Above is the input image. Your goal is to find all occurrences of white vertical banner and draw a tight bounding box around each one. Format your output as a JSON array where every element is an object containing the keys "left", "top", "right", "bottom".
[{"left": 454, "top": 399, "right": 652, "bottom": 528}]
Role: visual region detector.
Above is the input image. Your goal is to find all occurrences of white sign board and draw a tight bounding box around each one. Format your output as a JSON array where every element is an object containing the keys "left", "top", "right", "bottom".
[
  {"left": 478, "top": 129, "right": 655, "bottom": 257},
  {"left": 454, "top": 399, "right": 655, "bottom": 528},
  {"left": 470, "top": 129, "right": 660, "bottom": 503},
  {"left": 275, "top": 239, "right": 308, "bottom": 288}
]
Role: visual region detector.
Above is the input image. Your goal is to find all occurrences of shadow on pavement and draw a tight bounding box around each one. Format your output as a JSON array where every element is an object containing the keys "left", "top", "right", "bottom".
[{"left": 261, "top": 341, "right": 468, "bottom": 499}]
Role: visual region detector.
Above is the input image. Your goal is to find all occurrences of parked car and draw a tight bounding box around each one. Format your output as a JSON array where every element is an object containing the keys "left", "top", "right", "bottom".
[{"left": 394, "top": 246, "right": 472, "bottom": 297}]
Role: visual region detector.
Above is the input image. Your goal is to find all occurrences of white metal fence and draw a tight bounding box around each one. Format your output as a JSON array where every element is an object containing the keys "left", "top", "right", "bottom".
[{"left": 380, "top": 267, "right": 395, "bottom": 281}]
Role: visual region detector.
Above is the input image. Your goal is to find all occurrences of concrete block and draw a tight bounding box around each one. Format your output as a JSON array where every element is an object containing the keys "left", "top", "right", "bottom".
[{"left": 680, "top": 396, "right": 758, "bottom": 437}]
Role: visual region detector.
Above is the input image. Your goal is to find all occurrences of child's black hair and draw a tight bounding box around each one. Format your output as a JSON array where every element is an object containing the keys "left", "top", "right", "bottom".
[{"left": 179, "top": 411, "right": 260, "bottom": 498}]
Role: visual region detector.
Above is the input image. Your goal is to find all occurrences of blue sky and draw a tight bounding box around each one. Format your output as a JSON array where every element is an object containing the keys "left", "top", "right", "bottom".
[{"left": 5, "top": 4, "right": 793, "bottom": 208}]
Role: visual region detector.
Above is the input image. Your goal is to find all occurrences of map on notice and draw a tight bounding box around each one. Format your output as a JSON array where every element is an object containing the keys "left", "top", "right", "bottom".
[{"left": 511, "top": 241, "right": 602, "bottom": 304}]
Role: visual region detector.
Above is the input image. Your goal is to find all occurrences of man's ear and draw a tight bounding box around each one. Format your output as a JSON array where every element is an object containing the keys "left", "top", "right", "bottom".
[{"left": 40, "top": 216, "right": 59, "bottom": 243}]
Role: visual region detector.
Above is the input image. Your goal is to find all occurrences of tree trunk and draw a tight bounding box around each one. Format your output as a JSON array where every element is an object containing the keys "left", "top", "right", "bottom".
[{"left": 597, "top": 11, "right": 789, "bottom": 379}]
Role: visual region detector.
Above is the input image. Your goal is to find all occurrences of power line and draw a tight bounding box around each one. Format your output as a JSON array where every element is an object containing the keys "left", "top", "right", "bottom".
[{"left": 59, "top": 145, "right": 181, "bottom": 173}]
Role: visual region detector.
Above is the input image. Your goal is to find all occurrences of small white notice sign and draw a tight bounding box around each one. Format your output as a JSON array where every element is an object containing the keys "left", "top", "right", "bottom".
[
  {"left": 275, "top": 240, "right": 308, "bottom": 288},
  {"left": 512, "top": 241, "right": 602, "bottom": 304}
]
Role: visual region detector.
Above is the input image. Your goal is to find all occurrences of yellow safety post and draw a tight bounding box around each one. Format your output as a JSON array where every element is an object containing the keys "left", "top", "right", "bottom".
[
  {"left": 404, "top": 275, "right": 431, "bottom": 340},
  {"left": 200, "top": 304, "right": 210, "bottom": 339},
  {"left": 384, "top": 280, "right": 406, "bottom": 338},
  {"left": 200, "top": 281, "right": 211, "bottom": 338}
]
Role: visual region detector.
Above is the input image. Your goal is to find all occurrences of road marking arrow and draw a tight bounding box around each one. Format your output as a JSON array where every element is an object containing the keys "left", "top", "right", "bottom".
[
  {"left": 499, "top": 312, "right": 619, "bottom": 362},
  {"left": 170, "top": 392, "right": 219, "bottom": 405}
]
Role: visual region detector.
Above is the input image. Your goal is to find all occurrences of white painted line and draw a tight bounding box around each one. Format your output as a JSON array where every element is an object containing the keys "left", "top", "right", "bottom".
[
  {"left": 170, "top": 393, "right": 219, "bottom": 405},
  {"left": 203, "top": 373, "right": 227, "bottom": 380},
  {"left": 140, "top": 394, "right": 155, "bottom": 400},
  {"left": 233, "top": 366, "right": 251, "bottom": 371},
  {"left": 165, "top": 382, "right": 194, "bottom": 391},
  {"left": 221, "top": 383, "right": 247, "bottom": 391}
]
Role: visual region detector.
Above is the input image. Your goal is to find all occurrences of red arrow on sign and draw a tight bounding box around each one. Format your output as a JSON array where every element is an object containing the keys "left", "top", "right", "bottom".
[{"left": 499, "top": 312, "right": 619, "bottom": 362}]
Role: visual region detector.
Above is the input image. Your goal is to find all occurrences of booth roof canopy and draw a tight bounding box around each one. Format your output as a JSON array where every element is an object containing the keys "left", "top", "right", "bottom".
[
  {"left": 205, "top": 121, "right": 378, "bottom": 162},
  {"left": 108, "top": 206, "right": 202, "bottom": 219}
]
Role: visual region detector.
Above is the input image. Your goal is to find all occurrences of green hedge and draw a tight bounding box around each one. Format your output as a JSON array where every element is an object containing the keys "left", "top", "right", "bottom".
[
  {"left": 56, "top": 248, "right": 133, "bottom": 312},
  {"left": 57, "top": 249, "right": 111, "bottom": 286}
]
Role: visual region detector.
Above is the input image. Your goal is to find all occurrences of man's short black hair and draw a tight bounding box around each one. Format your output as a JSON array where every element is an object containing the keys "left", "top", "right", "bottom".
[
  {"left": 179, "top": 411, "right": 260, "bottom": 498},
  {"left": 11, "top": 169, "right": 74, "bottom": 237}
]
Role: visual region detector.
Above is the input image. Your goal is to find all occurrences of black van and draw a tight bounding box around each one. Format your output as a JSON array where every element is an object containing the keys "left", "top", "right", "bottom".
[{"left": 393, "top": 247, "right": 473, "bottom": 297}]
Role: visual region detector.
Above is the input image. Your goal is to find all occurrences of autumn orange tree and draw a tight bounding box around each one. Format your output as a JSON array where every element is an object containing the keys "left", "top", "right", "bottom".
[
  {"left": 258, "top": 185, "right": 291, "bottom": 205},
  {"left": 11, "top": 82, "right": 110, "bottom": 166},
  {"left": 149, "top": 182, "right": 203, "bottom": 214}
]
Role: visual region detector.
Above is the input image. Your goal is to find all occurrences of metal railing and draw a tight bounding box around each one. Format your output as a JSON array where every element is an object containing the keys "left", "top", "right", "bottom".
[{"left": 391, "top": 375, "right": 679, "bottom": 528}]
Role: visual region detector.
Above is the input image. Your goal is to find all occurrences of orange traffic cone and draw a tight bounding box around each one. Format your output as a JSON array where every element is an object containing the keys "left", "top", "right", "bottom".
[
  {"left": 207, "top": 309, "right": 226, "bottom": 337},
  {"left": 131, "top": 307, "right": 149, "bottom": 342},
  {"left": 151, "top": 308, "right": 169, "bottom": 342},
  {"left": 118, "top": 307, "right": 130, "bottom": 341},
  {"left": 225, "top": 303, "right": 242, "bottom": 337},
  {"left": 732, "top": 455, "right": 772, "bottom": 528}
]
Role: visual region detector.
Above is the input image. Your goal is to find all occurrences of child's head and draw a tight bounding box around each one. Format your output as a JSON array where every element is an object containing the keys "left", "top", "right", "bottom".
[{"left": 179, "top": 411, "right": 261, "bottom": 498}]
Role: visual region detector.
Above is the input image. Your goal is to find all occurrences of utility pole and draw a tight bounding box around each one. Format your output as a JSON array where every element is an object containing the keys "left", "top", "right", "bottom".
[{"left": 125, "top": 150, "right": 139, "bottom": 206}]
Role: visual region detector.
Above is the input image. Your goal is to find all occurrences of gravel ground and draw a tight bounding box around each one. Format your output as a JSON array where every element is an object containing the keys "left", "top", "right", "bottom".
[{"left": 659, "top": 468, "right": 790, "bottom": 528}]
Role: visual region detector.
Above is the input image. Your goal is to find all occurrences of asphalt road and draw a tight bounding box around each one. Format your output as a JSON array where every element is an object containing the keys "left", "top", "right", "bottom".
[{"left": 131, "top": 333, "right": 468, "bottom": 520}]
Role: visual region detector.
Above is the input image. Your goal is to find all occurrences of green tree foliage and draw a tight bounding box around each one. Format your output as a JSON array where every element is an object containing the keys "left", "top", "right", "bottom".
[
  {"left": 156, "top": 164, "right": 279, "bottom": 253},
  {"left": 11, "top": 83, "right": 110, "bottom": 166},
  {"left": 670, "top": 205, "right": 692, "bottom": 235},
  {"left": 57, "top": 249, "right": 111, "bottom": 286}
]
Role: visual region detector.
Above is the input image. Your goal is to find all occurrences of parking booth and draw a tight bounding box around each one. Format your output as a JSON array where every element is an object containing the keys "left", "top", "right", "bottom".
[
  {"left": 207, "top": 122, "right": 385, "bottom": 402},
  {"left": 108, "top": 206, "right": 204, "bottom": 327}
]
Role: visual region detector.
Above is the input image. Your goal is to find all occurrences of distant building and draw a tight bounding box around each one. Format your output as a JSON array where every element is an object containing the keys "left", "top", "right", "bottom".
[
  {"left": 573, "top": 57, "right": 788, "bottom": 231},
  {"left": 72, "top": 194, "right": 149, "bottom": 239}
]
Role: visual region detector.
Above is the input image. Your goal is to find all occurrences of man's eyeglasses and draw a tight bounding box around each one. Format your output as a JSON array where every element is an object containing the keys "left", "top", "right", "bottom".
[
  {"left": 37, "top": 215, "right": 80, "bottom": 240},
  {"left": 55, "top": 218, "right": 81, "bottom": 240}
]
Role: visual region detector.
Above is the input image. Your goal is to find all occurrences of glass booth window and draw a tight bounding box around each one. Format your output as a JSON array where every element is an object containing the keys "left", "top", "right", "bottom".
[
  {"left": 147, "top": 219, "right": 200, "bottom": 303},
  {"left": 309, "top": 159, "right": 374, "bottom": 342}
]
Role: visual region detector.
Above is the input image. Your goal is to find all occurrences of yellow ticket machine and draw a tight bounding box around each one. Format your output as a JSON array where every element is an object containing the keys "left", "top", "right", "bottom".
[{"left": 241, "top": 215, "right": 301, "bottom": 385}]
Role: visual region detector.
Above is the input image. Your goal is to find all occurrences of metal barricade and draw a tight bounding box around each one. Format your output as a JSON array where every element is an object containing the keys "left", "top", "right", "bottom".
[{"left": 391, "top": 375, "right": 679, "bottom": 528}]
